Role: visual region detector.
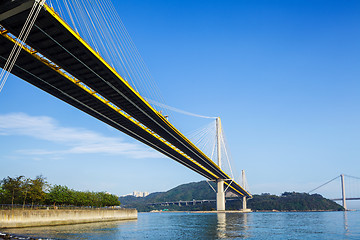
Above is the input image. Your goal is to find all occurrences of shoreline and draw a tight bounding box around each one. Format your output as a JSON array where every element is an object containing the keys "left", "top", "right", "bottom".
[
  {"left": 0, "top": 209, "right": 137, "bottom": 229},
  {"left": 0, "top": 232, "right": 40, "bottom": 240}
]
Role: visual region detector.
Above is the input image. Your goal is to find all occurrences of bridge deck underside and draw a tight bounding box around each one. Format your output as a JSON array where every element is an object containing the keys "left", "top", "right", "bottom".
[{"left": 0, "top": 0, "right": 251, "bottom": 198}]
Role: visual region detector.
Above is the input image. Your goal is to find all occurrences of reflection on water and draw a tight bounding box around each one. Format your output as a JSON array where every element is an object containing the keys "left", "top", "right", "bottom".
[
  {"left": 344, "top": 211, "right": 349, "bottom": 234},
  {"left": 216, "top": 213, "right": 250, "bottom": 239},
  {"left": 3, "top": 211, "right": 360, "bottom": 240},
  {"left": 216, "top": 213, "right": 226, "bottom": 238}
]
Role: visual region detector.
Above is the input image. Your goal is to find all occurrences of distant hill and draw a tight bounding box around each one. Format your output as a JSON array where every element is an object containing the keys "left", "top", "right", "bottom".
[
  {"left": 120, "top": 181, "right": 344, "bottom": 212},
  {"left": 120, "top": 181, "right": 217, "bottom": 211},
  {"left": 247, "top": 192, "right": 343, "bottom": 211}
]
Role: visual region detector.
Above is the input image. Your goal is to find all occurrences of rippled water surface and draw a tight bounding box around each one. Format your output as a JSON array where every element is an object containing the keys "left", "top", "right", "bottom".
[{"left": 3, "top": 211, "right": 360, "bottom": 239}]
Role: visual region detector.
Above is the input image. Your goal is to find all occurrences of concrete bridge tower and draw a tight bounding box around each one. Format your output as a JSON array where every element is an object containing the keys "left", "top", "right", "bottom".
[
  {"left": 242, "top": 170, "right": 248, "bottom": 210},
  {"left": 216, "top": 117, "right": 225, "bottom": 211},
  {"left": 341, "top": 174, "right": 347, "bottom": 210}
]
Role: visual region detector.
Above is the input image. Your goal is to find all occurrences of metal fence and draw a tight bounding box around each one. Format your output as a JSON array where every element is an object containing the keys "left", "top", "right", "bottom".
[{"left": 0, "top": 204, "right": 122, "bottom": 210}]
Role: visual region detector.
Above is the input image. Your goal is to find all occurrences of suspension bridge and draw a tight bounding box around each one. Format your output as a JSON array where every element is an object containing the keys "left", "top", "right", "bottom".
[
  {"left": 309, "top": 174, "right": 360, "bottom": 211},
  {"left": 0, "top": 0, "right": 251, "bottom": 211}
]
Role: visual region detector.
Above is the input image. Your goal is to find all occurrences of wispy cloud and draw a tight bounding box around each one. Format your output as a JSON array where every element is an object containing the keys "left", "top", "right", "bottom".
[{"left": 0, "top": 112, "right": 163, "bottom": 159}]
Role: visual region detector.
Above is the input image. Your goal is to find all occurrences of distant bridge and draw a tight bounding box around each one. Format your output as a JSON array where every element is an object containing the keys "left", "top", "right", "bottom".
[
  {"left": 309, "top": 174, "right": 360, "bottom": 210},
  {"left": 331, "top": 198, "right": 360, "bottom": 201},
  {"left": 148, "top": 198, "right": 242, "bottom": 207}
]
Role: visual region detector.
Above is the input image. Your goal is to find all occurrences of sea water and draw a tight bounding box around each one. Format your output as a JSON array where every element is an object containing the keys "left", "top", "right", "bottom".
[{"left": 2, "top": 211, "right": 360, "bottom": 239}]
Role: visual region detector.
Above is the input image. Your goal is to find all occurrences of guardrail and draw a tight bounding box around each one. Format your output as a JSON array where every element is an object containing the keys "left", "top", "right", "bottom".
[{"left": 0, "top": 204, "right": 122, "bottom": 210}]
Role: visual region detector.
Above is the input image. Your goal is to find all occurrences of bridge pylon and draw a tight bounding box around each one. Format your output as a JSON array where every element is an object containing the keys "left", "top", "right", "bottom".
[
  {"left": 242, "top": 170, "right": 247, "bottom": 210},
  {"left": 341, "top": 174, "right": 347, "bottom": 210},
  {"left": 216, "top": 117, "right": 225, "bottom": 211}
]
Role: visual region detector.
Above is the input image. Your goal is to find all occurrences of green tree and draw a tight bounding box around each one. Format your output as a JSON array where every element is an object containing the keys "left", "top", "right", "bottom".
[
  {"left": 1, "top": 176, "right": 26, "bottom": 207},
  {"left": 47, "top": 185, "right": 73, "bottom": 207},
  {"left": 21, "top": 177, "right": 31, "bottom": 209},
  {"left": 102, "top": 192, "right": 120, "bottom": 206},
  {"left": 28, "top": 175, "right": 48, "bottom": 207},
  {"left": 0, "top": 185, "right": 5, "bottom": 204}
]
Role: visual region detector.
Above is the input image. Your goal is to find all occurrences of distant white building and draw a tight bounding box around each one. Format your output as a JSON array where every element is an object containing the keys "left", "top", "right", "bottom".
[
  {"left": 132, "top": 191, "right": 149, "bottom": 197},
  {"left": 122, "top": 191, "right": 149, "bottom": 198}
]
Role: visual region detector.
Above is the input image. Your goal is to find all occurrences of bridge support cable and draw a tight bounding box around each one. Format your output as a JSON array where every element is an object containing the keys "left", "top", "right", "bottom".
[
  {"left": 224, "top": 179, "right": 234, "bottom": 193},
  {"left": 186, "top": 118, "right": 239, "bottom": 182},
  {"left": 345, "top": 175, "right": 360, "bottom": 202},
  {"left": 344, "top": 175, "right": 360, "bottom": 181},
  {"left": 187, "top": 120, "right": 217, "bottom": 159},
  {"left": 186, "top": 116, "right": 250, "bottom": 200},
  {"left": 211, "top": 118, "right": 241, "bottom": 184},
  {"left": 48, "top": 0, "right": 171, "bottom": 119},
  {"left": 0, "top": 0, "right": 45, "bottom": 94},
  {"left": 49, "top": 0, "right": 172, "bottom": 119},
  {"left": 206, "top": 180, "right": 217, "bottom": 193},
  {"left": 308, "top": 175, "right": 340, "bottom": 194},
  {"left": 145, "top": 98, "right": 217, "bottom": 120},
  {"left": 220, "top": 128, "right": 235, "bottom": 180}
]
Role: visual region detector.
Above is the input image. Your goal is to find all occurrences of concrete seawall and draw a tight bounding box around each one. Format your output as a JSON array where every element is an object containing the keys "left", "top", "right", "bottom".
[{"left": 0, "top": 209, "right": 137, "bottom": 228}]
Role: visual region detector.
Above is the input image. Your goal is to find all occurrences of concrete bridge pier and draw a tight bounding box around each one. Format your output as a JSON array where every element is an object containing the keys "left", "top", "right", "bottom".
[
  {"left": 242, "top": 196, "right": 247, "bottom": 210},
  {"left": 217, "top": 179, "right": 225, "bottom": 211}
]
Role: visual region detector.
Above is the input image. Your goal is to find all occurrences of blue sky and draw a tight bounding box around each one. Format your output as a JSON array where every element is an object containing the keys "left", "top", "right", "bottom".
[{"left": 0, "top": 0, "right": 359, "bottom": 206}]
